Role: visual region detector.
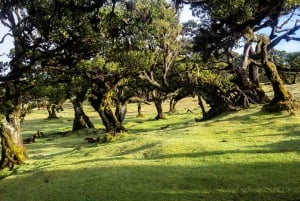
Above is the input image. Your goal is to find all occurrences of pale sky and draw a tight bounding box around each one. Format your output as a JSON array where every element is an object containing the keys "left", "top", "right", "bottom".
[{"left": 0, "top": 26, "right": 13, "bottom": 62}]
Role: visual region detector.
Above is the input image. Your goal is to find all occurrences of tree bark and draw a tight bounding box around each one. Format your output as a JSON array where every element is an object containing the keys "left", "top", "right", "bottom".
[
  {"left": 154, "top": 98, "right": 165, "bottom": 120},
  {"left": 90, "top": 89, "right": 126, "bottom": 134},
  {"left": 115, "top": 101, "right": 127, "bottom": 123},
  {"left": 233, "top": 63, "right": 269, "bottom": 105},
  {"left": 196, "top": 82, "right": 236, "bottom": 121},
  {"left": 232, "top": 29, "right": 269, "bottom": 105},
  {"left": 249, "top": 63, "right": 260, "bottom": 87},
  {"left": 263, "top": 60, "right": 291, "bottom": 104},
  {"left": 169, "top": 98, "right": 177, "bottom": 113},
  {"left": 72, "top": 100, "right": 94, "bottom": 131},
  {"left": 150, "top": 90, "right": 166, "bottom": 120},
  {"left": 46, "top": 104, "right": 58, "bottom": 119},
  {"left": 137, "top": 102, "right": 144, "bottom": 117},
  {"left": 0, "top": 94, "right": 27, "bottom": 170},
  {"left": 198, "top": 95, "right": 206, "bottom": 116},
  {"left": 259, "top": 35, "right": 295, "bottom": 112}
]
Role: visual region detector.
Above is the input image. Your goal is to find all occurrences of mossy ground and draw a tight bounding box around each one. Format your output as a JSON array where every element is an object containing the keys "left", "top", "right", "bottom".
[{"left": 1, "top": 84, "right": 300, "bottom": 201}]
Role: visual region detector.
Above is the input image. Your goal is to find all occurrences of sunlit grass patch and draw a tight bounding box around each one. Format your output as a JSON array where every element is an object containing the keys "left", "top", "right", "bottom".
[{"left": 1, "top": 92, "right": 300, "bottom": 201}]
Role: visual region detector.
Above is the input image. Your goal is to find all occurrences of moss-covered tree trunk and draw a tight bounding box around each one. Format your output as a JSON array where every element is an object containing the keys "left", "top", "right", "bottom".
[
  {"left": 196, "top": 82, "right": 236, "bottom": 121},
  {"left": 100, "top": 90, "right": 126, "bottom": 133},
  {"left": 259, "top": 36, "right": 296, "bottom": 112},
  {"left": 233, "top": 28, "right": 269, "bottom": 106},
  {"left": 151, "top": 90, "right": 165, "bottom": 120},
  {"left": 169, "top": 88, "right": 194, "bottom": 113},
  {"left": 197, "top": 95, "right": 206, "bottom": 116},
  {"left": 169, "top": 98, "right": 177, "bottom": 113},
  {"left": 0, "top": 94, "right": 27, "bottom": 170},
  {"left": 263, "top": 60, "right": 291, "bottom": 104},
  {"left": 68, "top": 79, "right": 94, "bottom": 131},
  {"left": 72, "top": 100, "right": 94, "bottom": 131},
  {"left": 115, "top": 101, "right": 127, "bottom": 123},
  {"left": 46, "top": 104, "right": 58, "bottom": 119},
  {"left": 154, "top": 99, "right": 165, "bottom": 120},
  {"left": 234, "top": 59, "right": 268, "bottom": 106},
  {"left": 90, "top": 89, "right": 126, "bottom": 134}
]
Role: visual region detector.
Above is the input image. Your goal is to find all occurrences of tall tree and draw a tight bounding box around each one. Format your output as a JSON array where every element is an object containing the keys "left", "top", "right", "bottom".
[
  {"left": 77, "top": 56, "right": 128, "bottom": 134},
  {"left": 0, "top": 1, "right": 35, "bottom": 169},
  {"left": 0, "top": 81, "right": 27, "bottom": 169},
  {"left": 132, "top": 0, "right": 187, "bottom": 119}
]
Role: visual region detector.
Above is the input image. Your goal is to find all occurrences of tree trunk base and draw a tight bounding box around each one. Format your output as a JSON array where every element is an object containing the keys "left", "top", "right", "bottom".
[
  {"left": 155, "top": 115, "right": 166, "bottom": 120},
  {"left": 1, "top": 124, "right": 27, "bottom": 170},
  {"left": 47, "top": 115, "right": 59, "bottom": 119},
  {"left": 136, "top": 113, "right": 144, "bottom": 118},
  {"left": 101, "top": 132, "right": 123, "bottom": 143},
  {"left": 195, "top": 105, "right": 236, "bottom": 121},
  {"left": 262, "top": 99, "right": 300, "bottom": 113}
]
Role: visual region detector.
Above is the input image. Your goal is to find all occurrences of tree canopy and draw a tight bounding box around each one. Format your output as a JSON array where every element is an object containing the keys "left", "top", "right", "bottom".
[{"left": 175, "top": 0, "right": 299, "bottom": 60}]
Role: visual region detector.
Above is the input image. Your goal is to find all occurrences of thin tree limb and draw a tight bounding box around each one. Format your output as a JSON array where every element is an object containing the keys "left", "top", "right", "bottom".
[{"left": 0, "top": 33, "right": 13, "bottom": 44}]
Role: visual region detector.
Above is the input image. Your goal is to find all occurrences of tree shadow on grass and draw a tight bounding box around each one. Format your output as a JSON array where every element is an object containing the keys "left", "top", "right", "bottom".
[
  {"left": 113, "top": 142, "right": 159, "bottom": 157},
  {"left": 277, "top": 123, "right": 300, "bottom": 137},
  {"left": 1, "top": 162, "right": 300, "bottom": 201},
  {"left": 131, "top": 124, "right": 299, "bottom": 161},
  {"left": 147, "top": 137, "right": 300, "bottom": 160},
  {"left": 206, "top": 109, "right": 290, "bottom": 126},
  {"left": 261, "top": 139, "right": 300, "bottom": 153},
  {"left": 21, "top": 117, "right": 74, "bottom": 137},
  {"left": 128, "top": 117, "right": 196, "bottom": 134}
]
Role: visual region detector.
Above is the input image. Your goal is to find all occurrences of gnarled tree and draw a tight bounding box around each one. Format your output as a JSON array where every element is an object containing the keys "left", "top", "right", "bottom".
[
  {"left": 174, "top": 0, "right": 300, "bottom": 118},
  {"left": 0, "top": 0, "right": 109, "bottom": 169}
]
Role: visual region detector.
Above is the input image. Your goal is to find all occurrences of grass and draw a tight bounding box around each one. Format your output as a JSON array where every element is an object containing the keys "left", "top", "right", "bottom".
[{"left": 1, "top": 86, "right": 300, "bottom": 201}]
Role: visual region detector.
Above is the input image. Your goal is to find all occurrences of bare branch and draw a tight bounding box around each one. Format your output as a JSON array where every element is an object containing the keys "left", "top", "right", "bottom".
[
  {"left": 139, "top": 70, "right": 162, "bottom": 89},
  {"left": 288, "top": 36, "right": 300, "bottom": 42},
  {"left": 268, "top": 24, "right": 300, "bottom": 50},
  {"left": 0, "top": 19, "right": 12, "bottom": 29},
  {"left": 277, "top": 11, "right": 294, "bottom": 30},
  {"left": 0, "top": 33, "right": 13, "bottom": 44}
]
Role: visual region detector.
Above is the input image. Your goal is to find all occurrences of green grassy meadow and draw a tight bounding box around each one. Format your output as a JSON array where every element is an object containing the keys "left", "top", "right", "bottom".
[{"left": 1, "top": 85, "right": 300, "bottom": 201}]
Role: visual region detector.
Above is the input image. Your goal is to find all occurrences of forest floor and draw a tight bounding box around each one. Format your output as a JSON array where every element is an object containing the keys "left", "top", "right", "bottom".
[{"left": 0, "top": 83, "right": 300, "bottom": 201}]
